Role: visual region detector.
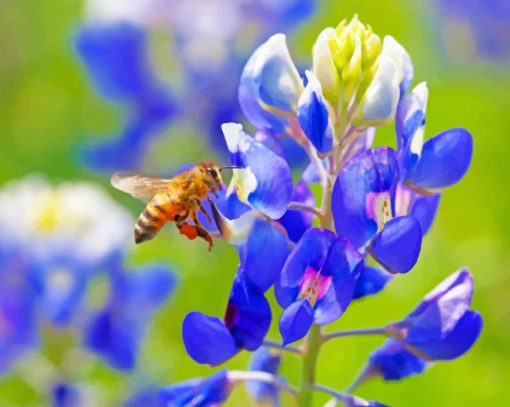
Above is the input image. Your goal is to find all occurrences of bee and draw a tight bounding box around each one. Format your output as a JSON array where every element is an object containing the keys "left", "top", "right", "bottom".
[{"left": 111, "top": 161, "right": 237, "bottom": 250}]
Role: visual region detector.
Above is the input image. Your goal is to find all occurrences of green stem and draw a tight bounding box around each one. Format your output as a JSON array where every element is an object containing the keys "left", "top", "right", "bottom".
[
  {"left": 323, "top": 326, "right": 389, "bottom": 342},
  {"left": 298, "top": 324, "right": 323, "bottom": 407}
]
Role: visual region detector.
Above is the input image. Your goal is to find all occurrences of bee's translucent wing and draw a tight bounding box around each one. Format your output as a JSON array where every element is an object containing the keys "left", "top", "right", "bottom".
[{"left": 111, "top": 172, "right": 172, "bottom": 203}]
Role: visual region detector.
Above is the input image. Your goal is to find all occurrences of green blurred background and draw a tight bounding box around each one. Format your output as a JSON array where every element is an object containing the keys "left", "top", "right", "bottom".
[{"left": 1, "top": 0, "right": 509, "bottom": 405}]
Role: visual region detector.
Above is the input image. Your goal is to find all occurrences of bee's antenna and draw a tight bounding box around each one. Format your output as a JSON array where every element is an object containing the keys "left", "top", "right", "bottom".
[{"left": 219, "top": 166, "right": 242, "bottom": 172}]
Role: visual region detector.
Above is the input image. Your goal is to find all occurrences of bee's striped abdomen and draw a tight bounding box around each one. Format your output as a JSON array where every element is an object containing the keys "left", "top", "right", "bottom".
[{"left": 134, "top": 203, "right": 168, "bottom": 244}]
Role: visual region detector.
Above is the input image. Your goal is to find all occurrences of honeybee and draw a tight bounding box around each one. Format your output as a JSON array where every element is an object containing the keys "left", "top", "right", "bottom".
[{"left": 111, "top": 160, "right": 236, "bottom": 250}]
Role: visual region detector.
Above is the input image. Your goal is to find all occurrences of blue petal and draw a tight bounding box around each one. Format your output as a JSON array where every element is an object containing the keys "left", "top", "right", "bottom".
[
  {"left": 297, "top": 71, "right": 334, "bottom": 153},
  {"left": 278, "top": 180, "right": 315, "bottom": 243},
  {"left": 280, "top": 137, "right": 309, "bottom": 168},
  {"left": 406, "top": 128, "right": 473, "bottom": 192},
  {"left": 275, "top": 228, "right": 335, "bottom": 308},
  {"left": 396, "top": 83, "right": 428, "bottom": 179},
  {"left": 369, "top": 339, "right": 427, "bottom": 381},
  {"left": 279, "top": 299, "right": 314, "bottom": 345},
  {"left": 199, "top": 187, "right": 252, "bottom": 232},
  {"left": 314, "top": 237, "right": 363, "bottom": 324},
  {"left": 84, "top": 308, "right": 138, "bottom": 370},
  {"left": 254, "top": 130, "right": 286, "bottom": 159},
  {"left": 403, "top": 268, "right": 474, "bottom": 343},
  {"left": 225, "top": 273, "right": 272, "bottom": 351},
  {"left": 247, "top": 347, "right": 282, "bottom": 404},
  {"left": 410, "top": 310, "right": 483, "bottom": 360},
  {"left": 222, "top": 123, "right": 293, "bottom": 219},
  {"left": 353, "top": 264, "right": 394, "bottom": 300},
  {"left": 239, "top": 34, "right": 301, "bottom": 132},
  {"left": 332, "top": 148, "right": 399, "bottom": 249},
  {"left": 240, "top": 219, "right": 290, "bottom": 292},
  {"left": 395, "top": 185, "right": 440, "bottom": 235},
  {"left": 369, "top": 216, "right": 422, "bottom": 274},
  {"left": 182, "top": 312, "right": 237, "bottom": 366}
]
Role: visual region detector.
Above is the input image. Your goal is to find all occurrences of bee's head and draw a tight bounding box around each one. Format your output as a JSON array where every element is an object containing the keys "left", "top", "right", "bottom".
[{"left": 198, "top": 160, "right": 223, "bottom": 191}]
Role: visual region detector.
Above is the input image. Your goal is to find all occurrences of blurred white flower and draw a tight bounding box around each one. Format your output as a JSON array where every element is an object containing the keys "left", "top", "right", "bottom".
[{"left": 0, "top": 175, "right": 133, "bottom": 265}]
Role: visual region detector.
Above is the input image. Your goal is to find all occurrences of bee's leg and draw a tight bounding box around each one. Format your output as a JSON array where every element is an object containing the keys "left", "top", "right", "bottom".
[
  {"left": 195, "top": 225, "right": 214, "bottom": 251},
  {"left": 188, "top": 197, "right": 210, "bottom": 227},
  {"left": 174, "top": 210, "right": 189, "bottom": 228},
  {"left": 176, "top": 221, "right": 213, "bottom": 251}
]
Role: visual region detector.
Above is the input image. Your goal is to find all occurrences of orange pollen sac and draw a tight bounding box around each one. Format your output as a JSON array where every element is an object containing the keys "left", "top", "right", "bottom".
[{"left": 179, "top": 224, "right": 198, "bottom": 240}]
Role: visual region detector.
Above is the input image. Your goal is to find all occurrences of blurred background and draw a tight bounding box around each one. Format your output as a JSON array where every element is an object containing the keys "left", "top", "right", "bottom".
[{"left": 1, "top": 0, "right": 509, "bottom": 405}]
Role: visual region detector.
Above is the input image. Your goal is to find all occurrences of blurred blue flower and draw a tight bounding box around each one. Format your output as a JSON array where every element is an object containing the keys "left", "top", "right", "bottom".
[
  {"left": 247, "top": 347, "right": 282, "bottom": 405},
  {"left": 124, "top": 386, "right": 163, "bottom": 407},
  {"left": 438, "top": 0, "right": 510, "bottom": 62},
  {"left": 332, "top": 148, "right": 423, "bottom": 274},
  {"left": 0, "top": 246, "right": 38, "bottom": 374},
  {"left": 160, "top": 369, "right": 231, "bottom": 407},
  {"left": 275, "top": 229, "right": 363, "bottom": 344},
  {"left": 75, "top": 22, "right": 175, "bottom": 171},
  {"left": 52, "top": 382, "right": 82, "bottom": 407},
  {"left": 84, "top": 259, "right": 175, "bottom": 371},
  {"left": 34, "top": 254, "right": 92, "bottom": 327},
  {"left": 183, "top": 271, "right": 271, "bottom": 365}
]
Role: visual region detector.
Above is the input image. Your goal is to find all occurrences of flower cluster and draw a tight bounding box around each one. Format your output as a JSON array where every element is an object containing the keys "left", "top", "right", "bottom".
[
  {"left": 162, "top": 15, "right": 481, "bottom": 406},
  {"left": 74, "top": 0, "right": 316, "bottom": 172},
  {"left": 0, "top": 176, "right": 175, "bottom": 393}
]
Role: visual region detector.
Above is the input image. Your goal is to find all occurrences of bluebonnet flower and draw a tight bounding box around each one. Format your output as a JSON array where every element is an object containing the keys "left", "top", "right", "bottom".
[
  {"left": 396, "top": 83, "right": 473, "bottom": 195},
  {"left": 84, "top": 258, "right": 175, "bottom": 370},
  {"left": 247, "top": 347, "right": 282, "bottom": 405},
  {"left": 182, "top": 271, "right": 273, "bottom": 365},
  {"left": 276, "top": 229, "right": 363, "bottom": 344},
  {"left": 392, "top": 80, "right": 472, "bottom": 235},
  {"left": 366, "top": 269, "right": 483, "bottom": 380},
  {"left": 0, "top": 176, "right": 133, "bottom": 330},
  {"left": 147, "top": 13, "right": 480, "bottom": 407},
  {"left": 159, "top": 370, "right": 231, "bottom": 407},
  {"left": 332, "top": 147, "right": 423, "bottom": 274}
]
